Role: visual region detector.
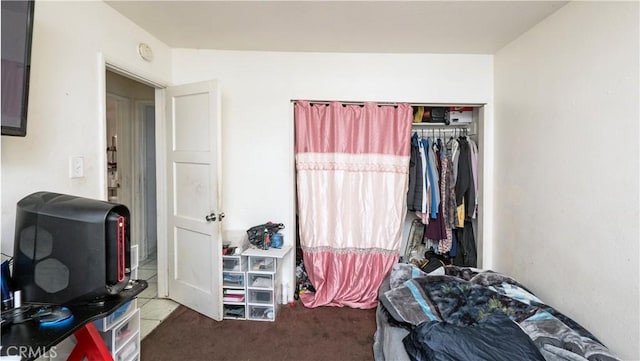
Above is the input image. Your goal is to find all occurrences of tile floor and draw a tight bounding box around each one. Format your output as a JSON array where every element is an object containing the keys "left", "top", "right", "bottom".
[{"left": 137, "top": 255, "right": 180, "bottom": 340}]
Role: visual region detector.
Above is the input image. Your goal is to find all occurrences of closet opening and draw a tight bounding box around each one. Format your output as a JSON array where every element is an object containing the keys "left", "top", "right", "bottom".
[{"left": 290, "top": 100, "right": 488, "bottom": 307}]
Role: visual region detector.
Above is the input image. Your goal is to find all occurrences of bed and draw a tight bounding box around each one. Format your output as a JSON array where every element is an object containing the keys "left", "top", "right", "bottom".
[{"left": 373, "top": 263, "right": 621, "bottom": 361}]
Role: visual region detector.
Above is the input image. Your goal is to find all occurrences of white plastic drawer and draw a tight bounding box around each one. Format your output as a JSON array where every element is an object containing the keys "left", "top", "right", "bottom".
[
  {"left": 247, "top": 305, "right": 275, "bottom": 321},
  {"left": 223, "top": 288, "right": 246, "bottom": 303},
  {"left": 94, "top": 299, "right": 137, "bottom": 331},
  {"left": 223, "top": 304, "right": 246, "bottom": 320},
  {"left": 223, "top": 271, "right": 245, "bottom": 288},
  {"left": 247, "top": 289, "right": 273, "bottom": 305},
  {"left": 100, "top": 308, "right": 140, "bottom": 353},
  {"left": 222, "top": 255, "right": 246, "bottom": 272},
  {"left": 115, "top": 332, "right": 139, "bottom": 361},
  {"left": 249, "top": 256, "right": 275, "bottom": 272},
  {"left": 248, "top": 273, "right": 274, "bottom": 288}
]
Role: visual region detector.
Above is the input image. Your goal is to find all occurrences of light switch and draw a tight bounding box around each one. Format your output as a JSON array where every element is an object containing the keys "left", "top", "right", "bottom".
[{"left": 70, "top": 156, "right": 84, "bottom": 178}]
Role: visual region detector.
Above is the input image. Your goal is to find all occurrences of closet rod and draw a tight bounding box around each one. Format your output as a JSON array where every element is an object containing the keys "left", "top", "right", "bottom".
[
  {"left": 413, "top": 126, "right": 473, "bottom": 133},
  {"left": 297, "top": 100, "right": 485, "bottom": 108},
  {"left": 414, "top": 129, "right": 476, "bottom": 137},
  {"left": 413, "top": 129, "right": 472, "bottom": 134},
  {"left": 411, "top": 123, "right": 470, "bottom": 129}
]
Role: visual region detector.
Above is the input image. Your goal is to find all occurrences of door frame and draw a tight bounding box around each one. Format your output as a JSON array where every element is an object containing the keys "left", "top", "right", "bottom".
[{"left": 97, "top": 53, "right": 170, "bottom": 298}]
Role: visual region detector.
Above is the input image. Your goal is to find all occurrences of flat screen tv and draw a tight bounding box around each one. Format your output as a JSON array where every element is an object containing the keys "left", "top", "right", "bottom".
[{"left": 1, "top": 0, "right": 35, "bottom": 137}]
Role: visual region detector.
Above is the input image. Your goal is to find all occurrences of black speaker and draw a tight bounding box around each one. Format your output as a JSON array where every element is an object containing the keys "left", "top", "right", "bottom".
[{"left": 12, "top": 191, "right": 131, "bottom": 305}]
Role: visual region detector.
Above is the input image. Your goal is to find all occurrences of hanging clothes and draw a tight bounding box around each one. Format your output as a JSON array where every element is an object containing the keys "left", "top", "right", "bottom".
[
  {"left": 418, "top": 138, "right": 430, "bottom": 216},
  {"left": 437, "top": 142, "right": 456, "bottom": 254},
  {"left": 424, "top": 137, "right": 440, "bottom": 219},
  {"left": 450, "top": 137, "right": 460, "bottom": 183},
  {"left": 407, "top": 136, "right": 418, "bottom": 209},
  {"left": 442, "top": 149, "right": 458, "bottom": 230},
  {"left": 455, "top": 137, "right": 476, "bottom": 220},
  {"left": 405, "top": 127, "right": 478, "bottom": 264},
  {"left": 407, "top": 132, "right": 431, "bottom": 225},
  {"left": 425, "top": 139, "right": 446, "bottom": 242},
  {"left": 453, "top": 221, "right": 477, "bottom": 267},
  {"left": 449, "top": 229, "right": 457, "bottom": 258},
  {"left": 468, "top": 137, "right": 479, "bottom": 219}
]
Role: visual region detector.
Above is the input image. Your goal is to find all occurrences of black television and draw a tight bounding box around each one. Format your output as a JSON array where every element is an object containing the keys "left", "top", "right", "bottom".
[{"left": 1, "top": 0, "right": 35, "bottom": 137}]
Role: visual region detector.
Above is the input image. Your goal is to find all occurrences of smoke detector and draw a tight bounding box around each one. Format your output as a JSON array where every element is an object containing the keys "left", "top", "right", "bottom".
[{"left": 137, "top": 43, "right": 154, "bottom": 62}]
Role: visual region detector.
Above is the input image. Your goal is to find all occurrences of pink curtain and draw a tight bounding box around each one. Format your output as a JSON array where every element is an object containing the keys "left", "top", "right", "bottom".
[{"left": 295, "top": 101, "right": 412, "bottom": 309}]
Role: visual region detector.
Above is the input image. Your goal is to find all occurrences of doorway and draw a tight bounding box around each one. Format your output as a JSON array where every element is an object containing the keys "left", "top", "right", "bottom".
[
  {"left": 103, "top": 65, "right": 224, "bottom": 326},
  {"left": 104, "top": 69, "right": 180, "bottom": 338},
  {"left": 105, "top": 70, "right": 157, "bottom": 263}
]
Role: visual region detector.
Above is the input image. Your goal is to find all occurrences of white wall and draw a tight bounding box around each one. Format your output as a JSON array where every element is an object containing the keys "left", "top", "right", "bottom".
[
  {"left": 494, "top": 2, "right": 639, "bottom": 359},
  {"left": 0, "top": 1, "right": 171, "bottom": 253},
  {"left": 171, "top": 50, "right": 494, "bottom": 230},
  {"left": 172, "top": 49, "right": 494, "bottom": 300}
]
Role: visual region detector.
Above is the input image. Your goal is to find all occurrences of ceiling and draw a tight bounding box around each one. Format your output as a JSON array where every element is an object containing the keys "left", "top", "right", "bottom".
[{"left": 105, "top": 1, "right": 568, "bottom": 54}]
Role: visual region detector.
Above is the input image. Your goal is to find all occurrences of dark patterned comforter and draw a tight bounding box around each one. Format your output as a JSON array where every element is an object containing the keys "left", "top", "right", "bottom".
[{"left": 379, "top": 264, "right": 620, "bottom": 361}]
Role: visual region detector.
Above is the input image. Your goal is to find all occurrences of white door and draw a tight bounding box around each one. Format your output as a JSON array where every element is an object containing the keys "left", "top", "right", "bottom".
[{"left": 165, "top": 80, "right": 222, "bottom": 320}]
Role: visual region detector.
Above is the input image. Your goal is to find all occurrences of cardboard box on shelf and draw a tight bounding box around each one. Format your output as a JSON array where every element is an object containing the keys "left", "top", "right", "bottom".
[{"left": 446, "top": 107, "right": 473, "bottom": 124}]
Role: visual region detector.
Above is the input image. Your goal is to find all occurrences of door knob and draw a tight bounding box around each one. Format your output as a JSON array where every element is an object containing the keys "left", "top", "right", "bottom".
[
  {"left": 218, "top": 212, "right": 225, "bottom": 221},
  {"left": 205, "top": 213, "right": 217, "bottom": 222}
]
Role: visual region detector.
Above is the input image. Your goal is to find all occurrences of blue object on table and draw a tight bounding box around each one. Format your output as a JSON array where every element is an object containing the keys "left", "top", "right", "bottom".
[
  {"left": 271, "top": 233, "right": 283, "bottom": 249},
  {"left": 1, "top": 260, "right": 13, "bottom": 310},
  {"left": 37, "top": 306, "right": 74, "bottom": 327}
]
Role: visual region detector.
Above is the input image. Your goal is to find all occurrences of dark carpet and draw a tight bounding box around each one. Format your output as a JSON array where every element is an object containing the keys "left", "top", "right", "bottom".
[{"left": 141, "top": 301, "right": 378, "bottom": 361}]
